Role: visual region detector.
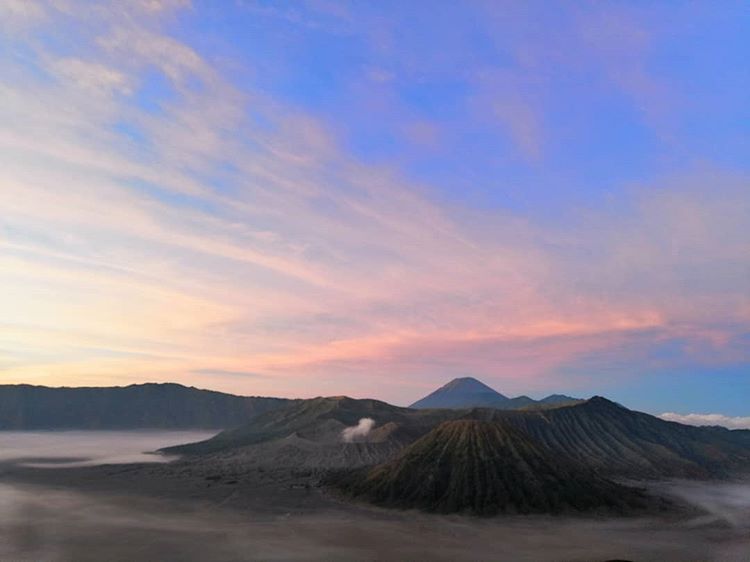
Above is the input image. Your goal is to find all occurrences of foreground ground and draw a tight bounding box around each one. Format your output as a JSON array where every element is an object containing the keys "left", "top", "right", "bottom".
[{"left": 1, "top": 454, "right": 749, "bottom": 561}]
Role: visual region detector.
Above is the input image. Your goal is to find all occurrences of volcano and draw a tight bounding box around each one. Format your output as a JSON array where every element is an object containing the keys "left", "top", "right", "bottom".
[
  {"left": 409, "top": 377, "right": 510, "bottom": 409},
  {"left": 334, "top": 419, "right": 651, "bottom": 515}
]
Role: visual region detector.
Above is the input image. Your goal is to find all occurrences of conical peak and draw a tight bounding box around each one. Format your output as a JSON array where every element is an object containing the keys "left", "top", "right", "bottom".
[
  {"left": 442, "top": 377, "right": 498, "bottom": 393},
  {"left": 409, "top": 377, "right": 509, "bottom": 409}
]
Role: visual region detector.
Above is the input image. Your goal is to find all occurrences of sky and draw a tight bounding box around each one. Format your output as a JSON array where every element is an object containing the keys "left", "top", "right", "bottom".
[{"left": 0, "top": 0, "right": 748, "bottom": 418}]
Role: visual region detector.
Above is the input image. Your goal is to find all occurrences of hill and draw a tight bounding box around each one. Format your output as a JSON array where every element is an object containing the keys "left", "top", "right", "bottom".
[
  {"left": 469, "top": 397, "right": 750, "bottom": 478},
  {"left": 0, "top": 383, "right": 291, "bottom": 429},
  {"left": 332, "top": 419, "right": 651, "bottom": 515},
  {"left": 409, "top": 377, "right": 582, "bottom": 410},
  {"left": 163, "top": 395, "right": 449, "bottom": 456},
  {"left": 539, "top": 393, "right": 582, "bottom": 406},
  {"left": 166, "top": 393, "right": 750, "bottom": 483}
]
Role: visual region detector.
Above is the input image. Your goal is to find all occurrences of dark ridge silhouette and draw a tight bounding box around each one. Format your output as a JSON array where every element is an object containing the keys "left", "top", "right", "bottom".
[
  {"left": 538, "top": 393, "right": 582, "bottom": 405},
  {"left": 332, "top": 420, "right": 653, "bottom": 515},
  {"left": 0, "top": 383, "right": 291, "bottom": 429}
]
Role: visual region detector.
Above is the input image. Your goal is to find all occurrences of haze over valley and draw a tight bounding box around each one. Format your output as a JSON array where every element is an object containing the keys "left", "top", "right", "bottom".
[{"left": 0, "top": 378, "right": 747, "bottom": 560}]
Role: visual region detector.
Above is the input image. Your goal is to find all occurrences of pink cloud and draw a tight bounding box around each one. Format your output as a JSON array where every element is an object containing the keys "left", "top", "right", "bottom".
[{"left": 0, "top": 2, "right": 747, "bottom": 402}]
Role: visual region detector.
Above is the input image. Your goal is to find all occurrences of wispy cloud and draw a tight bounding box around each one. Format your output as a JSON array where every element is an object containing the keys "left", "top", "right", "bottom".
[
  {"left": 0, "top": 1, "right": 747, "bottom": 405},
  {"left": 659, "top": 413, "right": 750, "bottom": 430},
  {"left": 191, "top": 369, "right": 267, "bottom": 379}
]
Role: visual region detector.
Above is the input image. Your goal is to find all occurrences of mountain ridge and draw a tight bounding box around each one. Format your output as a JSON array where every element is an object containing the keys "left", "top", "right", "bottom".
[
  {"left": 156, "top": 391, "right": 750, "bottom": 515},
  {"left": 168, "top": 393, "right": 750, "bottom": 479},
  {"left": 164, "top": 395, "right": 448, "bottom": 456},
  {"left": 0, "top": 383, "right": 292, "bottom": 429},
  {"left": 464, "top": 396, "right": 750, "bottom": 478}
]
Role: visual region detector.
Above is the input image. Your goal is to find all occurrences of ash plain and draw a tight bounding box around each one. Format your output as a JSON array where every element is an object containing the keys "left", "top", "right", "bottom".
[{"left": 0, "top": 431, "right": 748, "bottom": 561}]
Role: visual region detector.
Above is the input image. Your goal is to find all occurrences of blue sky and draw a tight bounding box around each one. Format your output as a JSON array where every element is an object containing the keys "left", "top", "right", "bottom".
[
  {"left": 167, "top": 1, "right": 749, "bottom": 210},
  {"left": 0, "top": 0, "right": 748, "bottom": 420}
]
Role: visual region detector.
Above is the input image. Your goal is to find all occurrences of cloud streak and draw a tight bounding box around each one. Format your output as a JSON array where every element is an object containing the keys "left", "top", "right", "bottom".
[{"left": 659, "top": 413, "right": 750, "bottom": 431}]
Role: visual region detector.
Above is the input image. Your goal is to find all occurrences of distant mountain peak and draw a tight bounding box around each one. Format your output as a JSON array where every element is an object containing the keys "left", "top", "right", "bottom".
[
  {"left": 539, "top": 394, "right": 583, "bottom": 406},
  {"left": 410, "top": 378, "right": 584, "bottom": 411},
  {"left": 409, "top": 377, "right": 509, "bottom": 409},
  {"left": 584, "top": 396, "right": 625, "bottom": 410},
  {"left": 441, "top": 377, "right": 500, "bottom": 392},
  {"left": 543, "top": 393, "right": 574, "bottom": 401}
]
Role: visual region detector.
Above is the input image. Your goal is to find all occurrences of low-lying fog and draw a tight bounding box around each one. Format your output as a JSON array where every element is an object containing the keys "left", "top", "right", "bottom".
[
  {"left": 0, "top": 431, "right": 748, "bottom": 561},
  {"left": 0, "top": 430, "right": 218, "bottom": 467}
]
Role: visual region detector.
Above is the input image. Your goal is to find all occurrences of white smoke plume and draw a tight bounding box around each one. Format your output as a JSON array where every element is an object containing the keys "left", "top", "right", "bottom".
[
  {"left": 341, "top": 418, "right": 376, "bottom": 442},
  {"left": 658, "top": 412, "right": 750, "bottom": 430}
]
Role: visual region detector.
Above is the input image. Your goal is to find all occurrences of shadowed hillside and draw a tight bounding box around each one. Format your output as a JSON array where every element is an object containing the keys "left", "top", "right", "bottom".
[
  {"left": 164, "top": 396, "right": 450, "bottom": 455},
  {"left": 152, "top": 393, "right": 750, "bottom": 517},
  {"left": 166, "top": 394, "right": 750, "bottom": 482},
  {"left": 0, "top": 383, "right": 291, "bottom": 429},
  {"left": 332, "top": 420, "right": 653, "bottom": 515},
  {"left": 467, "top": 397, "right": 750, "bottom": 478}
]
